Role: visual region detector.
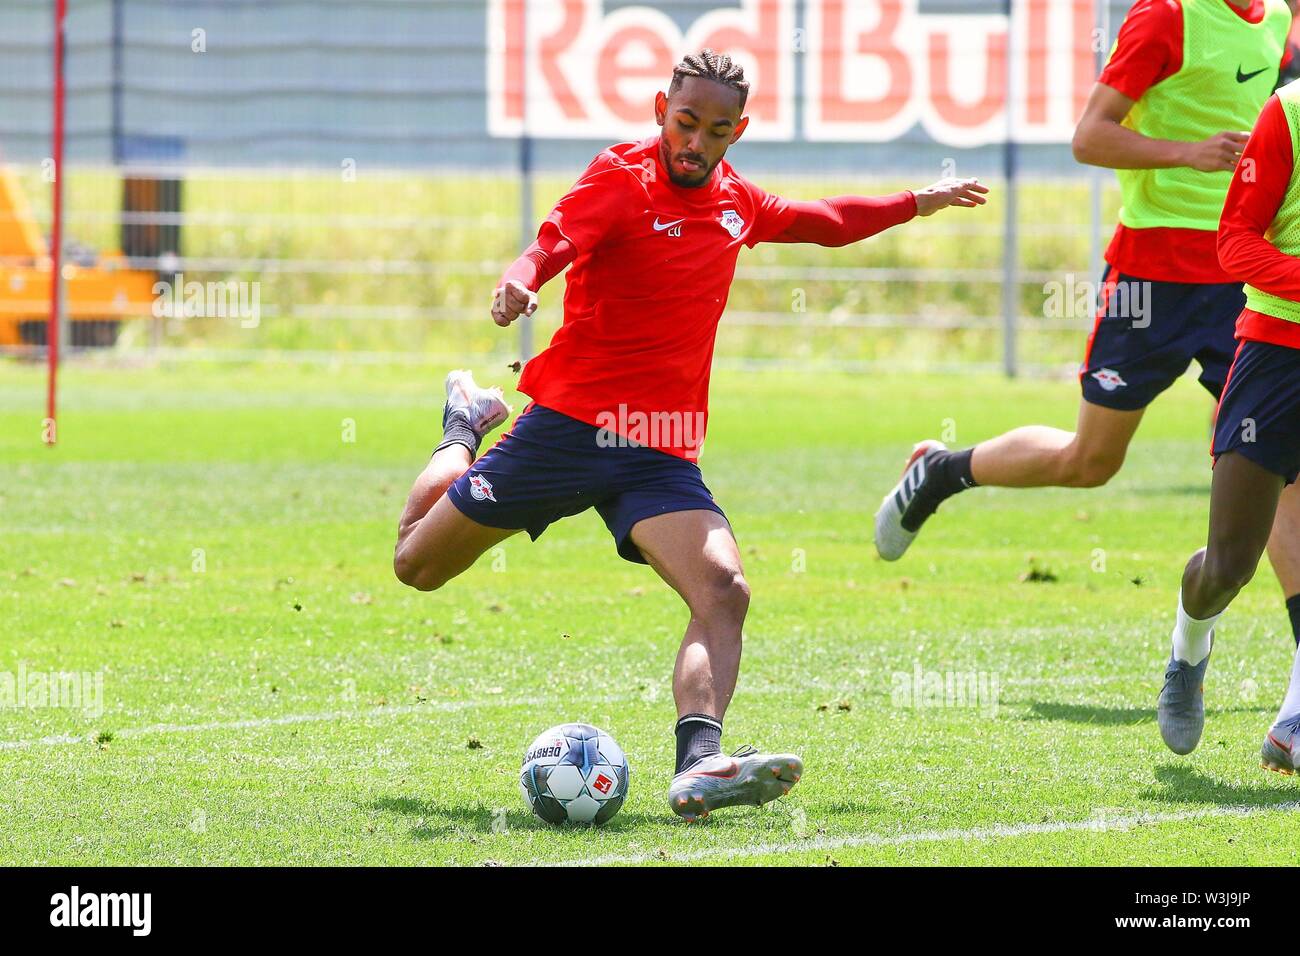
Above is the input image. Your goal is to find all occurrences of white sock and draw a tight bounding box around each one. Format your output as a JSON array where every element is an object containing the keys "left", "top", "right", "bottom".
[
  {"left": 1276, "top": 645, "right": 1300, "bottom": 725},
  {"left": 1171, "top": 590, "right": 1219, "bottom": 665}
]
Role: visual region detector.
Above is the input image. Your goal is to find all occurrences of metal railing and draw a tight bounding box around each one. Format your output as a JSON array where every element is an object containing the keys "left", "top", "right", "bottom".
[{"left": 0, "top": 0, "right": 1132, "bottom": 375}]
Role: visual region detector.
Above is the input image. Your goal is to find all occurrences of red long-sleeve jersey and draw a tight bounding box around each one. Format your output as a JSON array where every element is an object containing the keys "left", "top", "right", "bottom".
[{"left": 498, "top": 136, "right": 917, "bottom": 458}]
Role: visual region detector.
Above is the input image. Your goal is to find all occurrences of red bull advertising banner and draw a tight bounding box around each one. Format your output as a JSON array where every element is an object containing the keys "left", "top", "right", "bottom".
[{"left": 487, "top": 0, "right": 1099, "bottom": 146}]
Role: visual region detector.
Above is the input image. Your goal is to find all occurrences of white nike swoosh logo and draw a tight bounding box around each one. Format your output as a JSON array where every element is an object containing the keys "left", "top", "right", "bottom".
[{"left": 652, "top": 217, "right": 685, "bottom": 231}]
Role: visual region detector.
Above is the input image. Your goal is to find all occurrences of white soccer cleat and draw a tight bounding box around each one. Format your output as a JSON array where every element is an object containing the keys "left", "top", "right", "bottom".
[
  {"left": 444, "top": 368, "right": 510, "bottom": 436},
  {"left": 874, "top": 440, "right": 947, "bottom": 561},
  {"left": 1261, "top": 714, "right": 1300, "bottom": 775},
  {"left": 667, "top": 746, "right": 802, "bottom": 822}
]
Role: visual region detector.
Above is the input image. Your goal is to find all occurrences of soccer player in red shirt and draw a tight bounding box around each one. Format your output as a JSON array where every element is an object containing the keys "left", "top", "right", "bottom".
[{"left": 393, "top": 50, "right": 987, "bottom": 821}]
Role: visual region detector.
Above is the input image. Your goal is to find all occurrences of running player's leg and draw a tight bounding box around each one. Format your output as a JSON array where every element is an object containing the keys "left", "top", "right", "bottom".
[
  {"left": 874, "top": 398, "right": 1144, "bottom": 561},
  {"left": 625, "top": 509, "right": 801, "bottom": 821},
  {"left": 968, "top": 398, "right": 1142, "bottom": 488},
  {"left": 874, "top": 270, "right": 1189, "bottom": 560},
  {"left": 1191, "top": 292, "right": 1300, "bottom": 648},
  {"left": 1265, "top": 482, "right": 1300, "bottom": 647},
  {"left": 1161, "top": 339, "right": 1300, "bottom": 758},
  {"left": 1181, "top": 453, "right": 1282, "bottom": 619},
  {"left": 1159, "top": 452, "right": 1282, "bottom": 755}
]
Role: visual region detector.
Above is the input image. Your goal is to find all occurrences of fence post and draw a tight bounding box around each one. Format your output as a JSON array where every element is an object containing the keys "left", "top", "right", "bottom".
[
  {"left": 1089, "top": 0, "right": 1110, "bottom": 300},
  {"left": 1001, "top": 0, "right": 1019, "bottom": 378},
  {"left": 111, "top": 0, "right": 124, "bottom": 166},
  {"left": 47, "top": 0, "right": 67, "bottom": 434},
  {"left": 517, "top": 0, "right": 534, "bottom": 362}
]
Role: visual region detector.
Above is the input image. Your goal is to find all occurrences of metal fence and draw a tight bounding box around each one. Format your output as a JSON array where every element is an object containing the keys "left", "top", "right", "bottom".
[{"left": 0, "top": 0, "right": 1145, "bottom": 374}]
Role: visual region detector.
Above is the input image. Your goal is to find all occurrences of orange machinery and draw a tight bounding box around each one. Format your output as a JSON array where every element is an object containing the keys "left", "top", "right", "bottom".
[{"left": 0, "top": 165, "right": 157, "bottom": 347}]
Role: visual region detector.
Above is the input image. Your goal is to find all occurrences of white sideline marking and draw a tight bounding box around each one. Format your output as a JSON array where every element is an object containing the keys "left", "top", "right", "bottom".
[
  {"left": 0, "top": 673, "right": 1169, "bottom": 751},
  {"left": 0, "top": 675, "right": 1150, "bottom": 751},
  {"left": 544, "top": 801, "right": 1300, "bottom": 867},
  {"left": 0, "top": 698, "right": 552, "bottom": 751}
]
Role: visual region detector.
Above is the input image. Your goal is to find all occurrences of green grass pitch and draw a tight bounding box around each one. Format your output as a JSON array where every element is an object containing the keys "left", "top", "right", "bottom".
[{"left": 2, "top": 360, "right": 1299, "bottom": 866}]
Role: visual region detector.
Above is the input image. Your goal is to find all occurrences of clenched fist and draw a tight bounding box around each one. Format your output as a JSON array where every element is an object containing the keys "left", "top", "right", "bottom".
[{"left": 491, "top": 279, "right": 538, "bottom": 327}]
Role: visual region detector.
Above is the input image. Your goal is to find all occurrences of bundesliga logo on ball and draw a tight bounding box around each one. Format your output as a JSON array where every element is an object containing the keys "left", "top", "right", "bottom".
[{"left": 519, "top": 723, "right": 630, "bottom": 826}]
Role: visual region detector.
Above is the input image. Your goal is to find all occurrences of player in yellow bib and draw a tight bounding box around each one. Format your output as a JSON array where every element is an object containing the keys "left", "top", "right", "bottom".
[
  {"left": 874, "top": 0, "right": 1300, "bottom": 756},
  {"left": 1172, "top": 75, "right": 1300, "bottom": 772}
]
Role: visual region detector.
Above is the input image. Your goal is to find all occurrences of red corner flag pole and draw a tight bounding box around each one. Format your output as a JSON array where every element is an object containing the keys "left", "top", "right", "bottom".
[{"left": 47, "top": 0, "right": 67, "bottom": 444}]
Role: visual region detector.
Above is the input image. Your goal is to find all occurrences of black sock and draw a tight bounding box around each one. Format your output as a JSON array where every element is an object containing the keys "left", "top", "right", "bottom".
[
  {"left": 900, "top": 447, "right": 978, "bottom": 532},
  {"left": 1287, "top": 594, "right": 1300, "bottom": 648},
  {"left": 931, "top": 447, "right": 978, "bottom": 497},
  {"left": 674, "top": 714, "right": 722, "bottom": 774},
  {"left": 433, "top": 409, "right": 480, "bottom": 458}
]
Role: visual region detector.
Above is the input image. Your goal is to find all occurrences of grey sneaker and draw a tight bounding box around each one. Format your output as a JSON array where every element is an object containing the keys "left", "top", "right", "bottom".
[
  {"left": 667, "top": 746, "right": 802, "bottom": 822},
  {"left": 1157, "top": 650, "right": 1211, "bottom": 755},
  {"left": 444, "top": 369, "right": 510, "bottom": 436},
  {"left": 874, "top": 440, "right": 947, "bottom": 561},
  {"left": 1260, "top": 715, "right": 1300, "bottom": 776}
]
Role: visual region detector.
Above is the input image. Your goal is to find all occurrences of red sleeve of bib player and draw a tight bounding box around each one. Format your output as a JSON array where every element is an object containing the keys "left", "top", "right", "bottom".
[
  {"left": 1097, "top": 0, "right": 1183, "bottom": 101},
  {"left": 1218, "top": 95, "right": 1300, "bottom": 299}
]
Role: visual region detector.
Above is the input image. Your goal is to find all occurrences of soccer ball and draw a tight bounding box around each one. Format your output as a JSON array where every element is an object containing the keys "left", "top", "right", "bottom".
[{"left": 519, "top": 722, "right": 629, "bottom": 825}]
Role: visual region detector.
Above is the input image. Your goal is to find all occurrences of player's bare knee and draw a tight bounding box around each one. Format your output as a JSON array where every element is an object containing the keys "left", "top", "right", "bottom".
[
  {"left": 1201, "top": 547, "right": 1258, "bottom": 599},
  {"left": 1063, "top": 448, "right": 1124, "bottom": 488},
  {"left": 393, "top": 550, "right": 448, "bottom": 592},
  {"left": 690, "top": 568, "right": 750, "bottom": 630}
]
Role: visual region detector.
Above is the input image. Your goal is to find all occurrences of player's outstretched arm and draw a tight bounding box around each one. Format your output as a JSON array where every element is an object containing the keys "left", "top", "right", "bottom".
[
  {"left": 768, "top": 181, "right": 988, "bottom": 247},
  {"left": 489, "top": 222, "right": 577, "bottom": 327}
]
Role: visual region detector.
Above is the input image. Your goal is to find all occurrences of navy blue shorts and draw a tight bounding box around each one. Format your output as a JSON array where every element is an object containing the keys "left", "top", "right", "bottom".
[
  {"left": 1212, "top": 340, "right": 1300, "bottom": 484},
  {"left": 1080, "top": 267, "right": 1244, "bottom": 410},
  {"left": 446, "top": 403, "right": 726, "bottom": 563}
]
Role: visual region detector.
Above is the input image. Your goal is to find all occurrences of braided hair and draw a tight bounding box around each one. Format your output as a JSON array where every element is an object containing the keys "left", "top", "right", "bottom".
[{"left": 667, "top": 49, "right": 749, "bottom": 111}]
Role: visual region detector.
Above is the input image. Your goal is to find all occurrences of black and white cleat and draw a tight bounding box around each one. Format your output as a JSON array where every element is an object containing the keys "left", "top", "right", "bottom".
[{"left": 874, "top": 439, "right": 948, "bottom": 561}]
